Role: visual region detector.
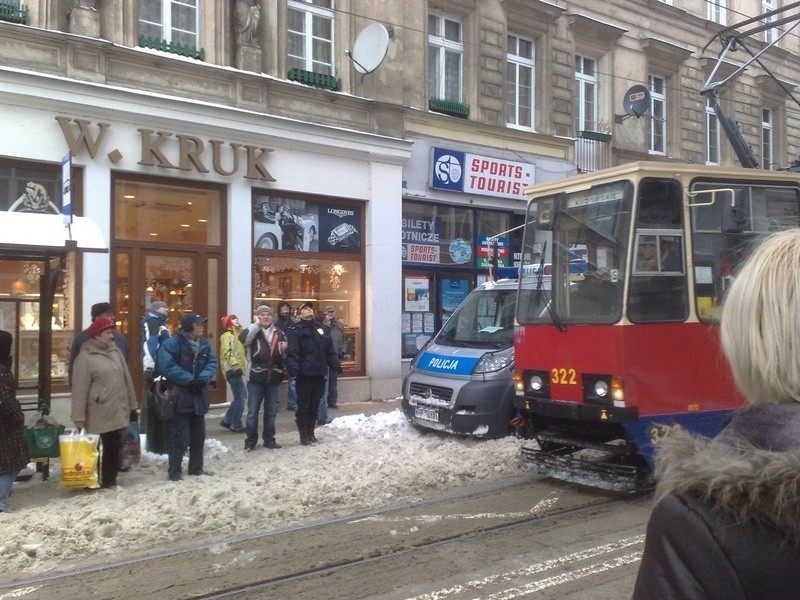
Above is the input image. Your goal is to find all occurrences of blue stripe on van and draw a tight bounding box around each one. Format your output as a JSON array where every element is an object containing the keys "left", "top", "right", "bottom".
[{"left": 416, "top": 352, "right": 480, "bottom": 375}]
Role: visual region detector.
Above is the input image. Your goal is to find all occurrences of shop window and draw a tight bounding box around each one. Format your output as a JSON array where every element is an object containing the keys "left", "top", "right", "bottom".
[
  {"left": 113, "top": 179, "right": 221, "bottom": 246},
  {"left": 252, "top": 191, "right": 364, "bottom": 375},
  {"left": 402, "top": 202, "right": 473, "bottom": 266}
]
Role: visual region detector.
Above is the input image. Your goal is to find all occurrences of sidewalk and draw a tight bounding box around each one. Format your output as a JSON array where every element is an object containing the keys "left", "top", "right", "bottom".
[{"left": 206, "top": 397, "right": 401, "bottom": 438}]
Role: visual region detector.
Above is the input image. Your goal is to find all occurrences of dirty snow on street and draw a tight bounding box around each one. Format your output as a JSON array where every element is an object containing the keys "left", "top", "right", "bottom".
[{"left": 1, "top": 406, "right": 524, "bottom": 579}]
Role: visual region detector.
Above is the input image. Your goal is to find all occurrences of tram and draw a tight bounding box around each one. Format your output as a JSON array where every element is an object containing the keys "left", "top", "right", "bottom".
[{"left": 513, "top": 161, "right": 800, "bottom": 492}]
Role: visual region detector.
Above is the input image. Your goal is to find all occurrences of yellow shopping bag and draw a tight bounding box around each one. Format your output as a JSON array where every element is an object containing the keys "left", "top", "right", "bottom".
[{"left": 59, "top": 430, "right": 100, "bottom": 489}]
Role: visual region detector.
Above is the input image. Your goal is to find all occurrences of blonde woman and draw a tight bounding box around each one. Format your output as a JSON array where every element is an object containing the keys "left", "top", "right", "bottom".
[{"left": 633, "top": 229, "right": 800, "bottom": 598}]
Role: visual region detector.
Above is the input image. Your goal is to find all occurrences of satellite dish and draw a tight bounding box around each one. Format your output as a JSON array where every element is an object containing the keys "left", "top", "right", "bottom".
[
  {"left": 349, "top": 23, "right": 390, "bottom": 75},
  {"left": 623, "top": 85, "right": 651, "bottom": 117}
]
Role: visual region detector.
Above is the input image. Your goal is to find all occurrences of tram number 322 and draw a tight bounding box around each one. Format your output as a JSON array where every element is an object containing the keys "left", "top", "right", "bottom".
[
  {"left": 551, "top": 368, "right": 577, "bottom": 385},
  {"left": 650, "top": 423, "right": 683, "bottom": 445}
]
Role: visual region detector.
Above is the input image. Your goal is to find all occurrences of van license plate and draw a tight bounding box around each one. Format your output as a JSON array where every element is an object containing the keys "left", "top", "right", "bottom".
[{"left": 415, "top": 407, "right": 439, "bottom": 422}]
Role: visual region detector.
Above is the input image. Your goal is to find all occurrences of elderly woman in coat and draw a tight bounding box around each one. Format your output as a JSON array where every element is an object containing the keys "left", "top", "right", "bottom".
[
  {"left": 71, "top": 317, "right": 137, "bottom": 489},
  {"left": 633, "top": 229, "right": 800, "bottom": 599},
  {"left": 0, "top": 330, "right": 28, "bottom": 511}
]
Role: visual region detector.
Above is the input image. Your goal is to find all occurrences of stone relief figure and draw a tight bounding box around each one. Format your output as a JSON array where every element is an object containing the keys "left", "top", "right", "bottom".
[
  {"left": 235, "top": 0, "right": 261, "bottom": 48},
  {"left": 8, "top": 182, "right": 60, "bottom": 214}
]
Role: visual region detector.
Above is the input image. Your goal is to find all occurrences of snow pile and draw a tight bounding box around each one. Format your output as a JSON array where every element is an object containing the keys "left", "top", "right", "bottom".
[{"left": 0, "top": 409, "right": 524, "bottom": 579}]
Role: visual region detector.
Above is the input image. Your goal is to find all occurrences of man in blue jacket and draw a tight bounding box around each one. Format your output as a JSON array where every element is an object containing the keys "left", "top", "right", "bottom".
[{"left": 158, "top": 313, "right": 217, "bottom": 481}]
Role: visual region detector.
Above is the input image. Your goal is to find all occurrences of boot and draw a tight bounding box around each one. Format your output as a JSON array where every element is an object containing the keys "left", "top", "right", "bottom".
[
  {"left": 307, "top": 423, "right": 318, "bottom": 445},
  {"left": 297, "top": 422, "right": 312, "bottom": 446}
]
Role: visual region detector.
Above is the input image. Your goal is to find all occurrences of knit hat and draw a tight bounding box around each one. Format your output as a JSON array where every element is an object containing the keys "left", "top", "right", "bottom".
[
  {"left": 90, "top": 302, "right": 112, "bottom": 319},
  {"left": 150, "top": 301, "right": 168, "bottom": 312},
  {"left": 87, "top": 316, "right": 115, "bottom": 338},
  {"left": 324, "top": 305, "right": 335, "bottom": 313},
  {"left": 255, "top": 305, "right": 272, "bottom": 315},
  {"left": 181, "top": 313, "right": 208, "bottom": 331},
  {"left": 221, "top": 314, "right": 238, "bottom": 329}
]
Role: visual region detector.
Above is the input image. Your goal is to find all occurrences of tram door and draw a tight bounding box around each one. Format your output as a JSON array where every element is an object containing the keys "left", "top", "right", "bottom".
[{"left": 114, "top": 249, "right": 223, "bottom": 402}]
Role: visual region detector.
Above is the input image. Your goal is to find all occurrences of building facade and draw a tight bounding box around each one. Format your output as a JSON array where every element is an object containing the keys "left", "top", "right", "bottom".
[{"left": 0, "top": 0, "right": 797, "bottom": 402}]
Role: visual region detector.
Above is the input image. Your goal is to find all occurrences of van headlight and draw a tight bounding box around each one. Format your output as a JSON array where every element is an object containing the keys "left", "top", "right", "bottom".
[{"left": 473, "top": 347, "right": 514, "bottom": 374}]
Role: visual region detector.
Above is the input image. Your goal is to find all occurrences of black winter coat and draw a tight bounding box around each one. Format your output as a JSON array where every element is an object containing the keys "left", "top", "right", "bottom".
[
  {"left": 284, "top": 318, "right": 339, "bottom": 378},
  {"left": 633, "top": 404, "right": 800, "bottom": 599}
]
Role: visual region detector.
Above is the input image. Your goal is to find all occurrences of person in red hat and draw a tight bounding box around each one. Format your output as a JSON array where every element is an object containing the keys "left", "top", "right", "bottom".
[
  {"left": 219, "top": 314, "right": 246, "bottom": 432},
  {"left": 71, "top": 317, "right": 138, "bottom": 488}
]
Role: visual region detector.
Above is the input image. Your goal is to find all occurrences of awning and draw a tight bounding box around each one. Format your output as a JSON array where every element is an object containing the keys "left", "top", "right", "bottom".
[{"left": 0, "top": 213, "right": 108, "bottom": 255}]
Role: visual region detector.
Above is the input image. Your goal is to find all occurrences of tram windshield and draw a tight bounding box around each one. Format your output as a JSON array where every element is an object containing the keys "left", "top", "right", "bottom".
[{"left": 518, "top": 181, "right": 632, "bottom": 325}]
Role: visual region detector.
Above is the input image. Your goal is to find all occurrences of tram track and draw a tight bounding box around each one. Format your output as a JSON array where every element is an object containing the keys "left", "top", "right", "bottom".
[{"left": 0, "top": 476, "right": 646, "bottom": 600}]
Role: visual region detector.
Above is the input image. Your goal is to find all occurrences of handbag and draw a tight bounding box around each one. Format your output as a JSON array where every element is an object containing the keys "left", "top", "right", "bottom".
[{"left": 152, "top": 376, "right": 178, "bottom": 420}]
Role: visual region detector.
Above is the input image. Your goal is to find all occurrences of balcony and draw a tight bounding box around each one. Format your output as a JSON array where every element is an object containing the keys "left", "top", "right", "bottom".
[
  {"left": 576, "top": 131, "right": 612, "bottom": 173},
  {"left": 0, "top": 2, "right": 27, "bottom": 24}
]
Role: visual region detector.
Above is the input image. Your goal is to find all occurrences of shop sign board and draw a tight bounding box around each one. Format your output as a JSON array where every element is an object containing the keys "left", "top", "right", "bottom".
[
  {"left": 430, "top": 147, "right": 534, "bottom": 200},
  {"left": 477, "top": 235, "right": 510, "bottom": 268}
]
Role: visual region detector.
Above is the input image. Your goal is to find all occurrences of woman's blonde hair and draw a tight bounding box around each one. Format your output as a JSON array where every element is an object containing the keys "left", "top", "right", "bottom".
[{"left": 721, "top": 229, "right": 800, "bottom": 405}]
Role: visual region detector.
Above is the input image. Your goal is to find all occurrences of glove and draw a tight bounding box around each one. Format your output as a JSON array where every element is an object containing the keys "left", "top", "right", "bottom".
[
  {"left": 187, "top": 379, "right": 205, "bottom": 392},
  {"left": 130, "top": 410, "right": 139, "bottom": 423},
  {"left": 233, "top": 368, "right": 244, "bottom": 377}
]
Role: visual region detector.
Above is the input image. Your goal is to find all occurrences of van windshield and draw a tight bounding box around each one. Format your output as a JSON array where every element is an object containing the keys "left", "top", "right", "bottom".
[{"left": 436, "top": 285, "right": 516, "bottom": 348}]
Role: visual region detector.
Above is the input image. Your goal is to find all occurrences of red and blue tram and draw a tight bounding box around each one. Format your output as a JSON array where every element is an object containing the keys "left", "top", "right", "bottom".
[{"left": 513, "top": 161, "right": 800, "bottom": 492}]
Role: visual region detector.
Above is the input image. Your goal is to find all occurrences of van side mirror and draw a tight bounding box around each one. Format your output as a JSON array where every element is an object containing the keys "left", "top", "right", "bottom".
[{"left": 722, "top": 189, "right": 747, "bottom": 234}]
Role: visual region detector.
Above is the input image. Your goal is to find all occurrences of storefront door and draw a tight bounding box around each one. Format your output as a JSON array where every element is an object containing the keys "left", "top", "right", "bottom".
[{"left": 115, "top": 248, "right": 223, "bottom": 403}]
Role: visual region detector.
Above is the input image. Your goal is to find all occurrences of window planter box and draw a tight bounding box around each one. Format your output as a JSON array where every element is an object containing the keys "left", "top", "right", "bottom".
[
  {"left": 579, "top": 130, "right": 612, "bottom": 142},
  {"left": 138, "top": 35, "right": 205, "bottom": 61},
  {"left": 287, "top": 68, "right": 341, "bottom": 92},
  {"left": 429, "top": 98, "right": 470, "bottom": 118},
  {"left": 0, "top": 2, "right": 28, "bottom": 24}
]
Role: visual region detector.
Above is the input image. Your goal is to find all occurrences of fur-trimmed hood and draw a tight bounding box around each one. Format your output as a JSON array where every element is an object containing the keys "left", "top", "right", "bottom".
[{"left": 654, "top": 404, "right": 800, "bottom": 544}]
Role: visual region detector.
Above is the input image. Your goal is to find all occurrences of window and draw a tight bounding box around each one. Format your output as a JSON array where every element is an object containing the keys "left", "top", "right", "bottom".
[
  {"left": 707, "top": 0, "right": 726, "bottom": 25},
  {"left": 705, "top": 98, "right": 720, "bottom": 165},
  {"left": 139, "top": 0, "right": 199, "bottom": 49},
  {"left": 575, "top": 56, "right": 598, "bottom": 132},
  {"left": 762, "top": 0, "right": 776, "bottom": 43},
  {"left": 252, "top": 191, "right": 364, "bottom": 374},
  {"left": 649, "top": 75, "right": 666, "bottom": 155},
  {"left": 506, "top": 34, "right": 535, "bottom": 130},
  {"left": 428, "top": 12, "right": 463, "bottom": 103},
  {"left": 287, "top": 0, "right": 334, "bottom": 76},
  {"left": 762, "top": 107, "right": 774, "bottom": 170}
]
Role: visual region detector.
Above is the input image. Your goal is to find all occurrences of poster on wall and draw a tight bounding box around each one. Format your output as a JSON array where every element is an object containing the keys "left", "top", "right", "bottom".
[
  {"left": 477, "top": 235, "right": 510, "bottom": 268},
  {"left": 441, "top": 279, "right": 469, "bottom": 313},
  {"left": 404, "top": 276, "right": 430, "bottom": 311},
  {"left": 319, "top": 206, "right": 361, "bottom": 253},
  {"left": 253, "top": 196, "right": 320, "bottom": 251},
  {"left": 2, "top": 164, "right": 62, "bottom": 214}
]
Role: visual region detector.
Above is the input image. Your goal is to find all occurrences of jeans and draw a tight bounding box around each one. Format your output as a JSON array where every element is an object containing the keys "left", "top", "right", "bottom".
[
  {"left": 317, "top": 372, "right": 330, "bottom": 423},
  {"left": 222, "top": 374, "right": 247, "bottom": 430},
  {"left": 0, "top": 471, "right": 19, "bottom": 511},
  {"left": 168, "top": 413, "right": 206, "bottom": 479},
  {"left": 296, "top": 375, "right": 326, "bottom": 430},
  {"left": 246, "top": 381, "right": 280, "bottom": 447},
  {"left": 287, "top": 374, "right": 298, "bottom": 409}
]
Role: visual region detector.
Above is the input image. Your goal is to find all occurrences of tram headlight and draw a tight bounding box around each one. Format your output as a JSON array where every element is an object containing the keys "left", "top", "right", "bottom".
[
  {"left": 530, "top": 374, "right": 544, "bottom": 391},
  {"left": 594, "top": 380, "right": 608, "bottom": 397}
]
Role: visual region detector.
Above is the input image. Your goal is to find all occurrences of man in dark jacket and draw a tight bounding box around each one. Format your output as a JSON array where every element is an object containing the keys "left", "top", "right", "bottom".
[
  {"left": 140, "top": 301, "right": 171, "bottom": 453},
  {"left": 285, "top": 302, "right": 340, "bottom": 446},
  {"left": 274, "top": 301, "right": 297, "bottom": 411},
  {"left": 158, "top": 313, "right": 217, "bottom": 481},
  {"left": 239, "top": 305, "right": 286, "bottom": 451},
  {"left": 0, "top": 330, "right": 28, "bottom": 512}
]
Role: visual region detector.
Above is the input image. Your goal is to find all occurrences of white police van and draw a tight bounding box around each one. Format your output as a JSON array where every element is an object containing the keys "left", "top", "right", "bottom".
[{"left": 402, "top": 270, "right": 521, "bottom": 439}]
